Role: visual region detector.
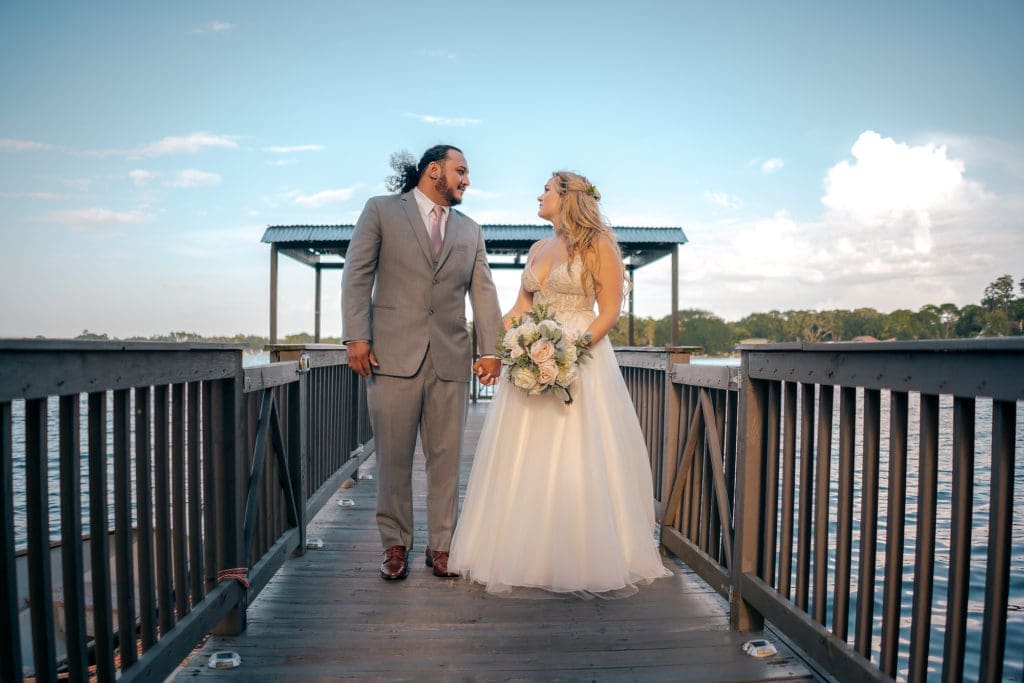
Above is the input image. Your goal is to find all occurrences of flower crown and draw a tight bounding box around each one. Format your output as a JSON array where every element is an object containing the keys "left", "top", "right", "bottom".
[{"left": 586, "top": 183, "right": 601, "bottom": 201}]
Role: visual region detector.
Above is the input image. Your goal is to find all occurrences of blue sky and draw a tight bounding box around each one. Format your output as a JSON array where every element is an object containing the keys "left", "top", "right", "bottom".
[{"left": 1, "top": 1, "right": 1022, "bottom": 338}]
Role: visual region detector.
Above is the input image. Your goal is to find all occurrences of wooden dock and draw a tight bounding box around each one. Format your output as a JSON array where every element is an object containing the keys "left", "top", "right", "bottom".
[{"left": 176, "top": 402, "right": 815, "bottom": 682}]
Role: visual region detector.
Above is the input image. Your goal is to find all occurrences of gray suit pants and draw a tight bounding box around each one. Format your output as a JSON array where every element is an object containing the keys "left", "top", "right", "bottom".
[{"left": 366, "top": 350, "right": 468, "bottom": 552}]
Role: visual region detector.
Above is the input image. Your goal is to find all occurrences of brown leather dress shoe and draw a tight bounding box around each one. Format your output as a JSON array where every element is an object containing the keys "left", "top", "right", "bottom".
[
  {"left": 380, "top": 545, "right": 409, "bottom": 580},
  {"left": 424, "top": 548, "right": 459, "bottom": 578}
]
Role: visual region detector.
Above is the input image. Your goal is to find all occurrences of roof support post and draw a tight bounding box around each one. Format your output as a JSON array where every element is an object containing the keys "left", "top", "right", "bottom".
[
  {"left": 314, "top": 265, "right": 322, "bottom": 343},
  {"left": 671, "top": 244, "right": 679, "bottom": 346},
  {"left": 628, "top": 265, "right": 636, "bottom": 346},
  {"left": 270, "top": 244, "right": 279, "bottom": 345}
]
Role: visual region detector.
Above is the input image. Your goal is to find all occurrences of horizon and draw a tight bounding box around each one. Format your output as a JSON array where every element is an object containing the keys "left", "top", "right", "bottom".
[{"left": 1, "top": 2, "right": 1022, "bottom": 338}]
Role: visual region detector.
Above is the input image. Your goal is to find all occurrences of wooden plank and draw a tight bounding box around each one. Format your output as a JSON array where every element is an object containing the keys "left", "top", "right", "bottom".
[
  {"left": 739, "top": 573, "right": 888, "bottom": 683},
  {"left": 176, "top": 403, "right": 813, "bottom": 682},
  {"left": 0, "top": 401, "right": 22, "bottom": 682},
  {"left": 26, "top": 397, "right": 58, "bottom": 682},
  {"left": 744, "top": 347, "right": 1024, "bottom": 402},
  {"left": 0, "top": 348, "right": 241, "bottom": 401}
]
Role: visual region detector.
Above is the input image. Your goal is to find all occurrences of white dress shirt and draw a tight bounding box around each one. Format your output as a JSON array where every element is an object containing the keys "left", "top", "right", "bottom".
[{"left": 413, "top": 186, "right": 448, "bottom": 242}]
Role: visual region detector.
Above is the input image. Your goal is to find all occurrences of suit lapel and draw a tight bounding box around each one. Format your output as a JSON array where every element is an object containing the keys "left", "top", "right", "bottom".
[{"left": 400, "top": 191, "right": 435, "bottom": 265}]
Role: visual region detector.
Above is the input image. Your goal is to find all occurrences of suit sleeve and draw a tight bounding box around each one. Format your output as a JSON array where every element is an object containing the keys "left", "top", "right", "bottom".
[
  {"left": 341, "top": 198, "right": 382, "bottom": 344},
  {"left": 467, "top": 225, "right": 503, "bottom": 356}
]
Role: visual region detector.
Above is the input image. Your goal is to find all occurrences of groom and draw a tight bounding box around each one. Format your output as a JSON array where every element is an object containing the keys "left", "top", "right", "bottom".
[{"left": 342, "top": 144, "right": 502, "bottom": 580}]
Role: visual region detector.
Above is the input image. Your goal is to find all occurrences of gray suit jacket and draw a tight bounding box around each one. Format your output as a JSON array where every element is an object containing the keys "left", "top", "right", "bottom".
[{"left": 341, "top": 191, "right": 502, "bottom": 382}]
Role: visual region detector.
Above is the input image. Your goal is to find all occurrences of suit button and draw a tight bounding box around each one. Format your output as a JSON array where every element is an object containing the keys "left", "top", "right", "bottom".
[
  {"left": 429, "top": 308, "right": 434, "bottom": 315},
  {"left": 433, "top": 278, "right": 439, "bottom": 284}
]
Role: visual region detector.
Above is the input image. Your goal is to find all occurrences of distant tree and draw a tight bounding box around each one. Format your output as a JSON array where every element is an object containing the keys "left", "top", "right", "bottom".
[
  {"left": 917, "top": 305, "right": 942, "bottom": 339},
  {"left": 981, "top": 309, "right": 1011, "bottom": 336},
  {"left": 840, "top": 307, "right": 886, "bottom": 339},
  {"left": 982, "top": 274, "right": 1015, "bottom": 313},
  {"left": 75, "top": 329, "right": 109, "bottom": 340},
  {"left": 677, "top": 309, "right": 733, "bottom": 354},
  {"left": 734, "top": 311, "right": 786, "bottom": 341},
  {"left": 936, "top": 303, "right": 960, "bottom": 339},
  {"left": 642, "top": 318, "right": 658, "bottom": 346},
  {"left": 783, "top": 310, "right": 832, "bottom": 343},
  {"left": 883, "top": 309, "right": 929, "bottom": 340},
  {"left": 955, "top": 305, "right": 986, "bottom": 338}
]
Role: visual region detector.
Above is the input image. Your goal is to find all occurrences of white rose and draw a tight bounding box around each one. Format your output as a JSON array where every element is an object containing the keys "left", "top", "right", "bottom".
[
  {"left": 511, "top": 366, "right": 538, "bottom": 391},
  {"left": 557, "top": 364, "right": 579, "bottom": 387},
  {"left": 502, "top": 328, "right": 519, "bottom": 350},
  {"left": 517, "top": 322, "right": 539, "bottom": 344}
]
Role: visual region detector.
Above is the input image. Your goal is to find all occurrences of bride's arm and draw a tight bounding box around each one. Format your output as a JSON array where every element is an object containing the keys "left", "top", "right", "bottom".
[
  {"left": 503, "top": 240, "right": 544, "bottom": 330},
  {"left": 585, "top": 238, "right": 625, "bottom": 345},
  {"left": 503, "top": 286, "right": 534, "bottom": 330}
]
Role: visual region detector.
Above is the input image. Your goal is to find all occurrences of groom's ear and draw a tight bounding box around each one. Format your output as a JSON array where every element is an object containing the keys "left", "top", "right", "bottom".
[{"left": 428, "top": 160, "right": 441, "bottom": 180}]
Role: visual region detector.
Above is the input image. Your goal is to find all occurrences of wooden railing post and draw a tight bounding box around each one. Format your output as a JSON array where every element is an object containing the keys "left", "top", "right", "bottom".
[
  {"left": 214, "top": 363, "right": 248, "bottom": 635},
  {"left": 730, "top": 351, "right": 765, "bottom": 631},
  {"left": 288, "top": 372, "right": 308, "bottom": 555},
  {"left": 659, "top": 346, "right": 693, "bottom": 516}
]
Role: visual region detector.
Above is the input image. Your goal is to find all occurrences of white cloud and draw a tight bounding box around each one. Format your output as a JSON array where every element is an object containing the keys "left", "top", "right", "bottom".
[
  {"left": 263, "top": 144, "right": 325, "bottom": 153},
  {"left": 821, "top": 130, "right": 988, "bottom": 257},
  {"left": 129, "top": 169, "right": 156, "bottom": 187},
  {"left": 703, "top": 191, "right": 742, "bottom": 209},
  {"left": 673, "top": 130, "right": 1015, "bottom": 320},
  {"left": 0, "top": 138, "right": 51, "bottom": 151},
  {"left": 38, "top": 207, "right": 149, "bottom": 230},
  {"left": 271, "top": 159, "right": 296, "bottom": 167},
  {"left": 421, "top": 49, "right": 457, "bottom": 61},
  {"left": 0, "top": 191, "right": 68, "bottom": 200},
  {"left": 761, "top": 158, "right": 784, "bottom": 173},
  {"left": 166, "top": 169, "right": 222, "bottom": 188},
  {"left": 131, "top": 132, "right": 239, "bottom": 157},
  {"left": 464, "top": 188, "right": 500, "bottom": 200},
  {"left": 193, "top": 20, "right": 234, "bottom": 33},
  {"left": 293, "top": 187, "right": 356, "bottom": 208},
  {"left": 403, "top": 112, "right": 481, "bottom": 127}
]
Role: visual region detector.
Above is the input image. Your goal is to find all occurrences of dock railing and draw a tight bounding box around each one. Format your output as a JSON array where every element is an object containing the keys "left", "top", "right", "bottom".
[
  {"left": 620, "top": 338, "right": 1023, "bottom": 682},
  {"left": 0, "top": 340, "right": 372, "bottom": 683}
]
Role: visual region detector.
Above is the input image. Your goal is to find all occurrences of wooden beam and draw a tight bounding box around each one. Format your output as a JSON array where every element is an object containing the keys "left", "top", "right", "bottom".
[
  {"left": 314, "top": 264, "right": 322, "bottom": 343},
  {"left": 270, "top": 244, "right": 279, "bottom": 345},
  {"left": 670, "top": 244, "right": 679, "bottom": 346}
]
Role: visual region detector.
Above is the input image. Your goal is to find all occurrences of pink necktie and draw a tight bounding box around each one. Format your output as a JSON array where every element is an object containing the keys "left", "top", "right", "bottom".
[{"left": 429, "top": 204, "right": 443, "bottom": 256}]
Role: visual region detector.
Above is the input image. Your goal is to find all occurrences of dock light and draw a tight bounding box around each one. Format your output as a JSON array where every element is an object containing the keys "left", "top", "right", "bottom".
[{"left": 207, "top": 651, "right": 242, "bottom": 669}]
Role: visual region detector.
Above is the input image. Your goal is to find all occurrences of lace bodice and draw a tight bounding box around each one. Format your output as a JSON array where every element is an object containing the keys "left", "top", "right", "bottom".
[{"left": 522, "top": 254, "right": 595, "bottom": 315}]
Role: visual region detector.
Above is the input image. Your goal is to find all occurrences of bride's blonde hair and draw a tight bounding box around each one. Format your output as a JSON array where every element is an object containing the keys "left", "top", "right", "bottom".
[{"left": 551, "top": 170, "right": 626, "bottom": 293}]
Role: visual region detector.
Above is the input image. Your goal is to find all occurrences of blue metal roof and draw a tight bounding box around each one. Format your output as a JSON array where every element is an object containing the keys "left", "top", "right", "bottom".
[{"left": 262, "top": 224, "right": 687, "bottom": 245}]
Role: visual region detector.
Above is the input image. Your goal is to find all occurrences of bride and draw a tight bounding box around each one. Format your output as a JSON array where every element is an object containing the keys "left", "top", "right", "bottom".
[{"left": 449, "top": 170, "right": 671, "bottom": 598}]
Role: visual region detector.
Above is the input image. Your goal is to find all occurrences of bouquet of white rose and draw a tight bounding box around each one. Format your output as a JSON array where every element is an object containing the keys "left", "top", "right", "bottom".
[{"left": 497, "top": 304, "right": 592, "bottom": 404}]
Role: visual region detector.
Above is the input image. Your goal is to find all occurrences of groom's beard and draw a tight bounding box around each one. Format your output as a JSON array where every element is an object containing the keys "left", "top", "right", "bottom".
[{"left": 435, "top": 175, "right": 464, "bottom": 206}]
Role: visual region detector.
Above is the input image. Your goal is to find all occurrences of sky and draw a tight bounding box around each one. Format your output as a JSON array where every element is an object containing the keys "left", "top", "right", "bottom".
[{"left": 1, "top": 1, "right": 1022, "bottom": 339}]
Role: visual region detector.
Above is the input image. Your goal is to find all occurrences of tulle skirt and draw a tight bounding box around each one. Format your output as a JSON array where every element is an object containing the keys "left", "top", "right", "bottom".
[{"left": 449, "top": 316, "right": 671, "bottom": 598}]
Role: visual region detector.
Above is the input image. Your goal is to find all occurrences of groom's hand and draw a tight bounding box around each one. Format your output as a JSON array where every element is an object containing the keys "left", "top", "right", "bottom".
[
  {"left": 346, "top": 340, "right": 378, "bottom": 377},
  {"left": 473, "top": 357, "right": 501, "bottom": 386}
]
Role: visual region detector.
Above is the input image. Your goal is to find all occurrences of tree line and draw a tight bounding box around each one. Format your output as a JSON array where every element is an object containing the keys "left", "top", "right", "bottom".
[
  {"left": 69, "top": 274, "right": 1022, "bottom": 357},
  {"left": 607, "top": 274, "right": 1024, "bottom": 354}
]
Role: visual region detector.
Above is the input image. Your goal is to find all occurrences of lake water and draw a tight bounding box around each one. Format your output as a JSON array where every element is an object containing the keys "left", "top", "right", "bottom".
[{"left": 5, "top": 354, "right": 1023, "bottom": 681}]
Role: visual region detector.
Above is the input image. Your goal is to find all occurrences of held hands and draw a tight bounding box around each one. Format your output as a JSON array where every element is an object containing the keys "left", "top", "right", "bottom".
[
  {"left": 474, "top": 356, "right": 501, "bottom": 386},
  {"left": 346, "top": 340, "right": 379, "bottom": 377}
]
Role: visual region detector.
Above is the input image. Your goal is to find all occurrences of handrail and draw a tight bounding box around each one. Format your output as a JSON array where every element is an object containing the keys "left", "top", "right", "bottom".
[
  {"left": 618, "top": 339, "right": 1023, "bottom": 682},
  {"left": 0, "top": 341, "right": 373, "bottom": 682}
]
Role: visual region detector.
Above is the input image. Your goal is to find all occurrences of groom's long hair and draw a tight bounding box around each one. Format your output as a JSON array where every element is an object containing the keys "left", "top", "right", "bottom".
[{"left": 386, "top": 144, "right": 463, "bottom": 194}]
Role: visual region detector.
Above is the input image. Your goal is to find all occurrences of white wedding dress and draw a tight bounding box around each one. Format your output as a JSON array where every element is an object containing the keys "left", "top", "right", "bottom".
[{"left": 449, "top": 255, "right": 672, "bottom": 598}]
